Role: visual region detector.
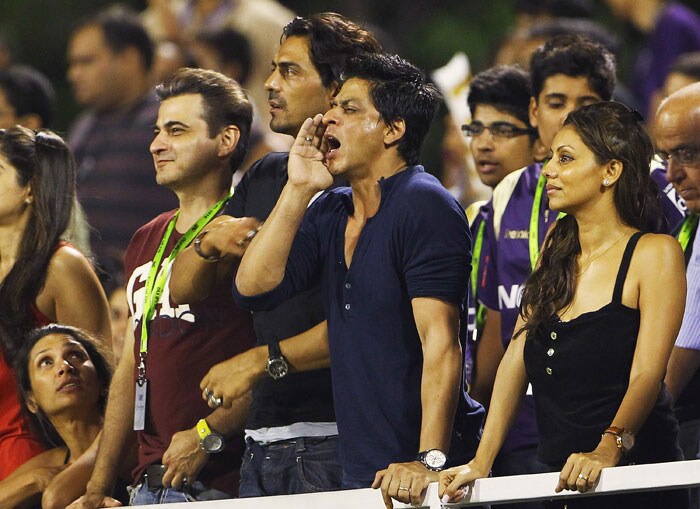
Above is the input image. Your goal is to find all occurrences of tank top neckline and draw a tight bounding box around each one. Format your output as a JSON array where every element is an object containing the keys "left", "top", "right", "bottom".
[{"left": 554, "top": 231, "right": 645, "bottom": 325}]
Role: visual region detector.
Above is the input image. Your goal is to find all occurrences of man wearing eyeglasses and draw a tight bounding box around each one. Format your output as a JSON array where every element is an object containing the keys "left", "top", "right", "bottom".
[
  {"left": 461, "top": 65, "right": 546, "bottom": 509},
  {"left": 656, "top": 82, "right": 700, "bottom": 509}
]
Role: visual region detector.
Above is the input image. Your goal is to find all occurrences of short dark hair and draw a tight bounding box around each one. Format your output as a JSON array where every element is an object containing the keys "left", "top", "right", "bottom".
[
  {"left": 525, "top": 18, "right": 620, "bottom": 56},
  {"left": 670, "top": 52, "right": 700, "bottom": 81},
  {"left": 341, "top": 53, "right": 442, "bottom": 166},
  {"left": 195, "top": 27, "right": 252, "bottom": 85},
  {"left": 282, "top": 12, "right": 383, "bottom": 87},
  {"left": 14, "top": 324, "right": 113, "bottom": 447},
  {"left": 468, "top": 65, "right": 533, "bottom": 129},
  {"left": 156, "top": 67, "right": 252, "bottom": 172},
  {"left": 0, "top": 65, "right": 55, "bottom": 127},
  {"left": 77, "top": 5, "right": 154, "bottom": 70},
  {"left": 530, "top": 34, "right": 616, "bottom": 101}
]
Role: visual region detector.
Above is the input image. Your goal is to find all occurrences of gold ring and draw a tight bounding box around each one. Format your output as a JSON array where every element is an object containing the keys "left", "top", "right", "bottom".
[
  {"left": 398, "top": 486, "right": 409, "bottom": 491},
  {"left": 578, "top": 473, "right": 589, "bottom": 481}
]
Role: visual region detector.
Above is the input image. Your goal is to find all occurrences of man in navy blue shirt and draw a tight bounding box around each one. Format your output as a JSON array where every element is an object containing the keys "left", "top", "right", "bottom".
[{"left": 227, "top": 53, "right": 483, "bottom": 507}]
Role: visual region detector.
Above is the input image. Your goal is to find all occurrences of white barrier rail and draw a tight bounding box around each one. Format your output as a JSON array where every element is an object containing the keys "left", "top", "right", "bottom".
[{"left": 138, "top": 459, "right": 700, "bottom": 508}]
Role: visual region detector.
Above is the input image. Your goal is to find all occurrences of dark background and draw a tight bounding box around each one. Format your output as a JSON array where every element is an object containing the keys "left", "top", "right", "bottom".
[{"left": 2, "top": 0, "right": 699, "bottom": 176}]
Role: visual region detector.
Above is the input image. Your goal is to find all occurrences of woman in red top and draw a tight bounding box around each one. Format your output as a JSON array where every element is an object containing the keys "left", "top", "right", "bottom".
[{"left": 0, "top": 126, "right": 111, "bottom": 480}]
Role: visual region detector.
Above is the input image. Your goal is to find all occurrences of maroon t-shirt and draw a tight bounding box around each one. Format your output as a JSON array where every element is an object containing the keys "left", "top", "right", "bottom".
[{"left": 125, "top": 210, "right": 255, "bottom": 495}]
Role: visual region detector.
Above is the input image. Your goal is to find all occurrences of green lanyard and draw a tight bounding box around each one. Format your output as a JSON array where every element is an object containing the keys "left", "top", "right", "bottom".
[
  {"left": 471, "top": 219, "right": 487, "bottom": 335},
  {"left": 529, "top": 169, "right": 564, "bottom": 271},
  {"left": 137, "top": 194, "right": 230, "bottom": 380},
  {"left": 677, "top": 214, "right": 698, "bottom": 253}
]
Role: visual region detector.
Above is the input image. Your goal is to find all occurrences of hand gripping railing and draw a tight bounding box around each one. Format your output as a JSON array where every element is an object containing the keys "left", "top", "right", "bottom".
[{"left": 135, "top": 459, "right": 700, "bottom": 508}]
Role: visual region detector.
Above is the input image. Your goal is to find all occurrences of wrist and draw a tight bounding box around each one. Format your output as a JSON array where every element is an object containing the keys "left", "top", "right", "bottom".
[
  {"left": 194, "top": 230, "right": 222, "bottom": 262},
  {"left": 596, "top": 433, "right": 623, "bottom": 464}
]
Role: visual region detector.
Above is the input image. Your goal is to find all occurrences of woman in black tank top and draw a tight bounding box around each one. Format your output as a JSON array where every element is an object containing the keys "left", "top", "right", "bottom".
[{"left": 440, "top": 103, "right": 689, "bottom": 508}]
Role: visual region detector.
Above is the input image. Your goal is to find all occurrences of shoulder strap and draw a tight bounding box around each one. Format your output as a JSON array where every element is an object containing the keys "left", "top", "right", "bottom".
[{"left": 612, "top": 232, "right": 645, "bottom": 303}]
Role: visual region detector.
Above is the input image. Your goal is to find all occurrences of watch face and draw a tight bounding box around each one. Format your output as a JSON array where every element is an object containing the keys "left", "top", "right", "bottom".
[
  {"left": 202, "top": 433, "right": 225, "bottom": 453},
  {"left": 266, "top": 358, "right": 289, "bottom": 379},
  {"left": 620, "top": 432, "right": 634, "bottom": 451},
  {"left": 426, "top": 449, "right": 446, "bottom": 468}
]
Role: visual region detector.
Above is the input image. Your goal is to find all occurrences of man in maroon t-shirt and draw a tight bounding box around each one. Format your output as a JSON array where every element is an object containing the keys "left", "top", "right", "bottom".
[{"left": 68, "top": 68, "right": 257, "bottom": 507}]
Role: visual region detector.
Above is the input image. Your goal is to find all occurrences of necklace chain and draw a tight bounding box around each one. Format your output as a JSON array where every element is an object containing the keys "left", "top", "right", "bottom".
[{"left": 576, "top": 232, "right": 627, "bottom": 277}]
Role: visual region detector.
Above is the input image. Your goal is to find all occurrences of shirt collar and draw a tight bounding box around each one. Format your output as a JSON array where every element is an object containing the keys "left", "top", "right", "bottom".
[{"left": 339, "top": 165, "right": 424, "bottom": 214}]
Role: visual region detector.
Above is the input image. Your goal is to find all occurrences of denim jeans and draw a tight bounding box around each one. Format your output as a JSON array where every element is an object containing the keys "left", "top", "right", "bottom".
[
  {"left": 238, "top": 435, "right": 342, "bottom": 497},
  {"left": 128, "top": 479, "right": 231, "bottom": 505}
]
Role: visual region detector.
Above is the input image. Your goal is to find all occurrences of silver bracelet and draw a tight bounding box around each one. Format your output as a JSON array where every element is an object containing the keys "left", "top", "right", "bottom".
[{"left": 193, "top": 230, "right": 221, "bottom": 262}]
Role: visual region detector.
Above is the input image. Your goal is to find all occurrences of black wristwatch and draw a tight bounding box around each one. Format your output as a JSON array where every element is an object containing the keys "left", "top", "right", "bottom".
[
  {"left": 265, "top": 341, "right": 289, "bottom": 380},
  {"left": 417, "top": 449, "right": 447, "bottom": 471}
]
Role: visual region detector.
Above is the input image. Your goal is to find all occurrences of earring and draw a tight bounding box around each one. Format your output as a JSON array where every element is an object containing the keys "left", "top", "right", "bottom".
[
  {"left": 24, "top": 197, "right": 32, "bottom": 205},
  {"left": 603, "top": 178, "right": 610, "bottom": 186}
]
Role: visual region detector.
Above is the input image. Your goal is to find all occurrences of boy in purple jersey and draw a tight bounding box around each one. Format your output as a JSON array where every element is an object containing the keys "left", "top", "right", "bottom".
[
  {"left": 462, "top": 65, "right": 535, "bottom": 401},
  {"left": 476, "top": 35, "right": 616, "bottom": 498},
  {"left": 463, "top": 64, "right": 542, "bottom": 509}
]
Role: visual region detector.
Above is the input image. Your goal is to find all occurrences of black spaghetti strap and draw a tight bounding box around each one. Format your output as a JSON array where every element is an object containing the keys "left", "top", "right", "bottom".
[
  {"left": 63, "top": 447, "right": 70, "bottom": 465},
  {"left": 612, "top": 232, "right": 645, "bottom": 303}
]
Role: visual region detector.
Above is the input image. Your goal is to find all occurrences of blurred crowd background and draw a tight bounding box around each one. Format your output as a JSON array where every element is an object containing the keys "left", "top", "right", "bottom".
[{"left": 3, "top": 0, "right": 697, "bottom": 184}]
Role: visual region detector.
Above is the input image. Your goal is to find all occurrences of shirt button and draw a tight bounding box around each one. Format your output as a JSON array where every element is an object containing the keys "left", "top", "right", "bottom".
[
  {"left": 345, "top": 283, "right": 351, "bottom": 289},
  {"left": 546, "top": 367, "right": 553, "bottom": 375},
  {"left": 550, "top": 331, "right": 557, "bottom": 340},
  {"left": 547, "top": 348, "right": 554, "bottom": 357},
  {"left": 345, "top": 304, "right": 351, "bottom": 310}
]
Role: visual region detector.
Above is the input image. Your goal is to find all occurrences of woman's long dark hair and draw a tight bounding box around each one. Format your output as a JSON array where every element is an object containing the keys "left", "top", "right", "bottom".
[
  {"left": 14, "top": 324, "right": 113, "bottom": 448},
  {"left": 518, "top": 102, "right": 663, "bottom": 338},
  {"left": 0, "top": 127, "right": 75, "bottom": 363}
]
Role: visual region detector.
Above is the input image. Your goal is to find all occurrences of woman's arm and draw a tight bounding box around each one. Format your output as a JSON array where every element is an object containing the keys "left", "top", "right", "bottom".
[
  {"left": 556, "top": 234, "right": 686, "bottom": 493},
  {"left": 41, "top": 432, "right": 102, "bottom": 509},
  {"left": 0, "top": 449, "right": 65, "bottom": 508},
  {"left": 37, "top": 245, "right": 112, "bottom": 347},
  {"left": 439, "top": 316, "right": 530, "bottom": 502}
]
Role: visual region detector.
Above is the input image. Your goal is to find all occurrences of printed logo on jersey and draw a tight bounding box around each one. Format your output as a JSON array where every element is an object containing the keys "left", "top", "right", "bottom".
[
  {"left": 503, "top": 229, "right": 529, "bottom": 240},
  {"left": 126, "top": 258, "right": 193, "bottom": 329},
  {"left": 498, "top": 284, "right": 523, "bottom": 310}
]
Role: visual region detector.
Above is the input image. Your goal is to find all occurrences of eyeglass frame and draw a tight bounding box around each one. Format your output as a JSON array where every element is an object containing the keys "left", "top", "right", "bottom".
[
  {"left": 655, "top": 145, "right": 700, "bottom": 168},
  {"left": 461, "top": 121, "right": 536, "bottom": 140}
]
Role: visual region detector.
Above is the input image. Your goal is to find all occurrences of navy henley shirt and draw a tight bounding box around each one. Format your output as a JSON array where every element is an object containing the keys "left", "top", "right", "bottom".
[{"left": 233, "top": 165, "right": 483, "bottom": 485}]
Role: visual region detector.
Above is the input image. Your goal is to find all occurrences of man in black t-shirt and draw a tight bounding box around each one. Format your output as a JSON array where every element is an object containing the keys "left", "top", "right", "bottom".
[{"left": 170, "top": 13, "right": 381, "bottom": 497}]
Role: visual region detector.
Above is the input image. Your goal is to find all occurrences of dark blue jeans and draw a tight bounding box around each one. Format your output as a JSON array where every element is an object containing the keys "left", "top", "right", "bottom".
[
  {"left": 238, "top": 436, "right": 342, "bottom": 497},
  {"left": 128, "top": 479, "right": 231, "bottom": 505}
]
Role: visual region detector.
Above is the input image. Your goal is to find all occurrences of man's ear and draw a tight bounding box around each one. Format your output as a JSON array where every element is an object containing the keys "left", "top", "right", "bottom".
[
  {"left": 218, "top": 125, "right": 241, "bottom": 158},
  {"left": 529, "top": 96, "right": 539, "bottom": 128},
  {"left": 384, "top": 118, "right": 406, "bottom": 146}
]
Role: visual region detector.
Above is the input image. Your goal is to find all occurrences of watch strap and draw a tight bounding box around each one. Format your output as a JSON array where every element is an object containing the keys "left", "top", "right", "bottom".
[
  {"left": 268, "top": 340, "right": 282, "bottom": 359},
  {"left": 196, "top": 418, "right": 213, "bottom": 440},
  {"left": 602, "top": 426, "right": 634, "bottom": 453}
]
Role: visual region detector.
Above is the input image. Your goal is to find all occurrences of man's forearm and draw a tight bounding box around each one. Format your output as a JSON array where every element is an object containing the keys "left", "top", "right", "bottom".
[
  {"left": 236, "top": 184, "right": 317, "bottom": 296},
  {"left": 170, "top": 244, "right": 222, "bottom": 304},
  {"left": 85, "top": 355, "right": 136, "bottom": 493},
  {"left": 206, "top": 391, "right": 253, "bottom": 438},
  {"left": 419, "top": 341, "right": 461, "bottom": 452}
]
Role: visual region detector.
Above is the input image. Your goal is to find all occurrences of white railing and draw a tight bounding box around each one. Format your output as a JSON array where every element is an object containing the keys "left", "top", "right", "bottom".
[{"left": 138, "top": 459, "right": 700, "bottom": 508}]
